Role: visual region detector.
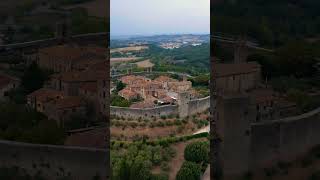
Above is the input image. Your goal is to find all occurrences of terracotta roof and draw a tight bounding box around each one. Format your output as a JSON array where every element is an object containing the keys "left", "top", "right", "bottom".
[
  {"left": 27, "top": 88, "right": 64, "bottom": 102},
  {"left": 120, "top": 75, "right": 146, "bottom": 84},
  {"left": 213, "top": 62, "right": 260, "bottom": 78},
  {"left": 53, "top": 96, "right": 85, "bottom": 109},
  {"left": 119, "top": 88, "right": 139, "bottom": 97}
]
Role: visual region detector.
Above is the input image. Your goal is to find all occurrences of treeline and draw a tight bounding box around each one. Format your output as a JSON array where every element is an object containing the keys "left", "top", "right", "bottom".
[
  {"left": 249, "top": 40, "right": 320, "bottom": 113},
  {"left": 146, "top": 44, "right": 210, "bottom": 75},
  {"left": 211, "top": 0, "right": 320, "bottom": 47}
]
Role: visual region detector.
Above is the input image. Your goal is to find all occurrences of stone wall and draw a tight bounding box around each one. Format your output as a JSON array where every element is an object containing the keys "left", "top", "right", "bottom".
[
  {"left": 188, "top": 96, "right": 210, "bottom": 116},
  {"left": 250, "top": 107, "right": 320, "bottom": 169},
  {"left": 110, "top": 96, "right": 210, "bottom": 120},
  {"left": 110, "top": 105, "right": 179, "bottom": 119},
  {"left": 0, "top": 140, "right": 108, "bottom": 180}
]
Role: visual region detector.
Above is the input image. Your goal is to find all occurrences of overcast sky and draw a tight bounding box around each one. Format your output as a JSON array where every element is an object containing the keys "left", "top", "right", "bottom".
[{"left": 111, "top": 0, "right": 210, "bottom": 37}]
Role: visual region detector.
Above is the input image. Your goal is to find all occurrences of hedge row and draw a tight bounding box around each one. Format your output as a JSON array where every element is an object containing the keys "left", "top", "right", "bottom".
[{"left": 111, "top": 132, "right": 209, "bottom": 149}]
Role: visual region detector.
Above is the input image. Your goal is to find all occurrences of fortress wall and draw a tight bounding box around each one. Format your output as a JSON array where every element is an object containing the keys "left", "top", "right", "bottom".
[
  {"left": 110, "top": 96, "right": 210, "bottom": 120},
  {"left": 0, "top": 140, "right": 108, "bottom": 180},
  {"left": 110, "top": 105, "right": 179, "bottom": 119},
  {"left": 188, "top": 96, "right": 210, "bottom": 116},
  {"left": 250, "top": 108, "right": 320, "bottom": 169}
]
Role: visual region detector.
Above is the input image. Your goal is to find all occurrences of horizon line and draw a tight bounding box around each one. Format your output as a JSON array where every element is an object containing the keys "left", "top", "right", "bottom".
[{"left": 110, "top": 32, "right": 210, "bottom": 39}]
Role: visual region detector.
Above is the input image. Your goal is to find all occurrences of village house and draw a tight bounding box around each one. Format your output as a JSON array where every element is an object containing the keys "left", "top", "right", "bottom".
[
  {"left": 28, "top": 58, "right": 108, "bottom": 122},
  {"left": 120, "top": 75, "right": 149, "bottom": 86},
  {"left": 118, "top": 75, "right": 195, "bottom": 107},
  {"left": 27, "top": 88, "right": 64, "bottom": 113},
  {"left": 118, "top": 88, "right": 140, "bottom": 101},
  {"left": 45, "top": 96, "right": 86, "bottom": 127},
  {"left": 0, "top": 73, "right": 19, "bottom": 100},
  {"left": 154, "top": 75, "right": 192, "bottom": 92}
]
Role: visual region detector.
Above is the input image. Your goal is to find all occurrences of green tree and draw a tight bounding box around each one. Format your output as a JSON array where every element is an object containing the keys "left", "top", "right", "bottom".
[
  {"left": 184, "top": 141, "right": 209, "bottom": 163},
  {"left": 21, "top": 63, "right": 50, "bottom": 94},
  {"left": 275, "top": 41, "right": 316, "bottom": 78},
  {"left": 111, "top": 94, "right": 131, "bottom": 107},
  {"left": 176, "top": 161, "right": 201, "bottom": 180},
  {"left": 115, "top": 81, "right": 126, "bottom": 92}
]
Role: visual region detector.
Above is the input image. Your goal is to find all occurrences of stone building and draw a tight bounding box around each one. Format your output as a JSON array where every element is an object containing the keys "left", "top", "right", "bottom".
[
  {"left": 118, "top": 88, "right": 139, "bottom": 101},
  {"left": 27, "top": 88, "right": 87, "bottom": 126},
  {"left": 45, "top": 96, "right": 86, "bottom": 127},
  {"left": 27, "top": 88, "right": 64, "bottom": 113},
  {"left": 154, "top": 75, "right": 192, "bottom": 92}
]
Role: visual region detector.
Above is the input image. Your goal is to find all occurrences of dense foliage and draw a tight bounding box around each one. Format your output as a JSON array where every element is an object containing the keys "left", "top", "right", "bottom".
[
  {"left": 111, "top": 143, "right": 175, "bottom": 180},
  {"left": 145, "top": 44, "right": 210, "bottom": 75},
  {"left": 184, "top": 141, "right": 209, "bottom": 163},
  {"left": 248, "top": 41, "right": 319, "bottom": 79},
  {"left": 212, "top": 0, "right": 320, "bottom": 47},
  {"left": 176, "top": 161, "right": 201, "bottom": 180},
  {"left": 111, "top": 93, "right": 131, "bottom": 107},
  {"left": 21, "top": 63, "right": 51, "bottom": 94}
]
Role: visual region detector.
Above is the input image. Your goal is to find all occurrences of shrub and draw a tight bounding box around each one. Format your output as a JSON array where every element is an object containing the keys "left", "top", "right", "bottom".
[
  {"left": 184, "top": 141, "right": 209, "bottom": 163},
  {"left": 176, "top": 161, "right": 201, "bottom": 180}
]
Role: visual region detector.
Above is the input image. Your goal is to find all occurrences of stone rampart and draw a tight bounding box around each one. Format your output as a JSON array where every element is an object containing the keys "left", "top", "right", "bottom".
[
  {"left": 110, "top": 96, "right": 210, "bottom": 119},
  {"left": 0, "top": 140, "right": 108, "bottom": 180},
  {"left": 250, "top": 107, "right": 320, "bottom": 169}
]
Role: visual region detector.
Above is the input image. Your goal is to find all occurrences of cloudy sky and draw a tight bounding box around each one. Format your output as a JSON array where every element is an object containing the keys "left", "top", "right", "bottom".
[{"left": 111, "top": 0, "right": 210, "bottom": 37}]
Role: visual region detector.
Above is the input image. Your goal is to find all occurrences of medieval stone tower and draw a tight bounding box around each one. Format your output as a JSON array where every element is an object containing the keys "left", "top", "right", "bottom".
[
  {"left": 177, "top": 91, "right": 192, "bottom": 118},
  {"left": 214, "top": 93, "right": 254, "bottom": 178}
]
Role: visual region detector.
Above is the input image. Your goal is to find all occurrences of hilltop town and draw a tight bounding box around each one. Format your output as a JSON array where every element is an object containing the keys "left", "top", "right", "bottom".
[{"left": 109, "top": 35, "right": 210, "bottom": 180}]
